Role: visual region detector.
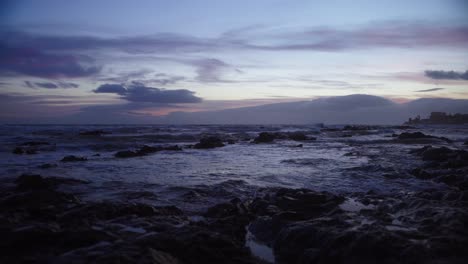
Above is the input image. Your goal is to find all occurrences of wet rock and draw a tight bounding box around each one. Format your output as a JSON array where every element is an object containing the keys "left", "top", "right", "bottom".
[
  {"left": 115, "top": 145, "right": 182, "bottom": 158},
  {"left": 137, "top": 227, "right": 257, "bottom": 264},
  {"left": 254, "top": 132, "right": 277, "bottom": 143},
  {"left": 397, "top": 132, "right": 452, "bottom": 143},
  {"left": 12, "top": 147, "right": 24, "bottom": 154},
  {"left": 194, "top": 136, "right": 225, "bottom": 149},
  {"left": 115, "top": 150, "right": 139, "bottom": 158},
  {"left": 288, "top": 132, "right": 308, "bottom": 141},
  {"left": 61, "top": 155, "right": 87, "bottom": 162},
  {"left": 15, "top": 174, "right": 89, "bottom": 191},
  {"left": 38, "top": 163, "right": 58, "bottom": 169},
  {"left": 411, "top": 146, "right": 468, "bottom": 168},
  {"left": 79, "top": 130, "right": 110, "bottom": 136},
  {"left": 21, "top": 141, "right": 50, "bottom": 146}
]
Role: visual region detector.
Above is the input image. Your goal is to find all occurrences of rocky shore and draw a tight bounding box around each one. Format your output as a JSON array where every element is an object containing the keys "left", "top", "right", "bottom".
[
  {"left": 2, "top": 125, "right": 468, "bottom": 263},
  {"left": 2, "top": 166, "right": 467, "bottom": 263}
]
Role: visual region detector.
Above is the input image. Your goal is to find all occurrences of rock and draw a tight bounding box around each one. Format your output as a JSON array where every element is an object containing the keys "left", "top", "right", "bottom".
[
  {"left": 38, "top": 163, "right": 58, "bottom": 169},
  {"left": 15, "top": 174, "right": 89, "bottom": 191},
  {"left": 115, "top": 145, "right": 182, "bottom": 158},
  {"left": 12, "top": 147, "right": 24, "bottom": 154},
  {"left": 115, "top": 150, "right": 139, "bottom": 158},
  {"left": 21, "top": 141, "right": 50, "bottom": 146},
  {"left": 194, "top": 137, "right": 225, "bottom": 149},
  {"left": 254, "top": 132, "right": 276, "bottom": 143},
  {"left": 15, "top": 174, "right": 50, "bottom": 190},
  {"left": 61, "top": 155, "right": 87, "bottom": 162},
  {"left": 397, "top": 132, "right": 452, "bottom": 143},
  {"left": 288, "top": 132, "right": 308, "bottom": 141},
  {"left": 79, "top": 130, "right": 110, "bottom": 136}
]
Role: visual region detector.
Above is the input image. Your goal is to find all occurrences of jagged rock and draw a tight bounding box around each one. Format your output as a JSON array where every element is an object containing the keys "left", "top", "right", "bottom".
[
  {"left": 194, "top": 137, "right": 225, "bottom": 149},
  {"left": 61, "top": 155, "right": 87, "bottom": 162}
]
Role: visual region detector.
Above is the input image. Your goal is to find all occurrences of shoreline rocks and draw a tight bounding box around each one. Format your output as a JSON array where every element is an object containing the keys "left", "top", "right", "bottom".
[{"left": 115, "top": 145, "right": 182, "bottom": 158}]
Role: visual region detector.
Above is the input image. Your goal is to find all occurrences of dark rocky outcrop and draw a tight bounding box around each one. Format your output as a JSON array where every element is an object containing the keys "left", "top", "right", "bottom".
[
  {"left": 396, "top": 132, "right": 452, "bottom": 143},
  {"left": 1, "top": 175, "right": 468, "bottom": 264},
  {"left": 254, "top": 132, "right": 277, "bottom": 143},
  {"left": 61, "top": 155, "right": 87, "bottom": 162},
  {"left": 79, "top": 130, "right": 111, "bottom": 136},
  {"left": 115, "top": 145, "right": 182, "bottom": 158},
  {"left": 194, "top": 137, "right": 225, "bottom": 149}
]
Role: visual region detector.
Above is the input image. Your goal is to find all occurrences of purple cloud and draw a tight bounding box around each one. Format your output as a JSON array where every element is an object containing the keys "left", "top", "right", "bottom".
[
  {"left": 249, "top": 22, "right": 468, "bottom": 51},
  {"left": 425, "top": 70, "right": 468, "bottom": 80},
  {"left": 0, "top": 44, "right": 101, "bottom": 78},
  {"left": 414, "top": 88, "right": 445, "bottom": 92},
  {"left": 94, "top": 83, "right": 202, "bottom": 103},
  {"left": 24, "top": 81, "right": 79, "bottom": 89}
]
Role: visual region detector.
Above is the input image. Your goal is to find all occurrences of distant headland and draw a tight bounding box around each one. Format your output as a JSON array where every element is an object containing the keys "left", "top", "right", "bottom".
[{"left": 405, "top": 112, "right": 468, "bottom": 125}]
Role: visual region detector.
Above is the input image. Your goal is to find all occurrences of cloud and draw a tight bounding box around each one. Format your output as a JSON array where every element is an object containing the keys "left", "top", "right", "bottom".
[
  {"left": 192, "top": 58, "right": 230, "bottom": 82},
  {"left": 414, "top": 88, "right": 444, "bottom": 92},
  {"left": 0, "top": 44, "right": 101, "bottom": 78},
  {"left": 24, "top": 81, "right": 80, "bottom": 89},
  {"left": 249, "top": 22, "right": 468, "bottom": 51},
  {"left": 93, "top": 83, "right": 202, "bottom": 103},
  {"left": 424, "top": 70, "right": 468, "bottom": 80},
  {"left": 3, "top": 20, "right": 465, "bottom": 61},
  {"left": 150, "top": 73, "right": 186, "bottom": 86},
  {"left": 93, "top": 84, "right": 127, "bottom": 95}
]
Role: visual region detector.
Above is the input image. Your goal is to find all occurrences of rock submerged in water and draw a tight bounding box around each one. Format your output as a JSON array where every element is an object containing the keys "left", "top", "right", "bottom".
[
  {"left": 61, "top": 155, "right": 87, "bottom": 162},
  {"left": 115, "top": 145, "right": 182, "bottom": 158},
  {"left": 79, "top": 130, "right": 111, "bottom": 136},
  {"left": 396, "top": 132, "right": 452, "bottom": 143},
  {"left": 194, "top": 136, "right": 225, "bottom": 149}
]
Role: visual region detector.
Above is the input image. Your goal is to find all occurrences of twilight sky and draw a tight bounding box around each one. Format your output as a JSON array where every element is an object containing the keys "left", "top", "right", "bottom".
[{"left": 1, "top": 0, "right": 468, "bottom": 123}]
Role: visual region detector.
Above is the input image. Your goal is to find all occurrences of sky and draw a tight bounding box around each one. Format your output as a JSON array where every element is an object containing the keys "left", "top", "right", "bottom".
[{"left": 0, "top": 0, "right": 468, "bottom": 123}]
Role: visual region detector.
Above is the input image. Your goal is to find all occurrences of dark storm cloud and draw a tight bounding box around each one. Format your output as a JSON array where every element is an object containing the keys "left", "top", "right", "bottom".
[
  {"left": 24, "top": 81, "right": 80, "bottom": 89},
  {"left": 93, "top": 83, "right": 202, "bottom": 103},
  {"left": 414, "top": 88, "right": 445, "bottom": 92},
  {"left": 424, "top": 70, "right": 468, "bottom": 80},
  {"left": 0, "top": 44, "right": 101, "bottom": 78}
]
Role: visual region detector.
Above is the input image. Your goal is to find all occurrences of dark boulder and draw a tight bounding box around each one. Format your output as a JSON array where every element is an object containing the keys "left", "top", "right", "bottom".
[
  {"left": 397, "top": 132, "right": 452, "bottom": 143},
  {"left": 254, "top": 132, "right": 277, "bottom": 143},
  {"left": 288, "top": 132, "right": 308, "bottom": 141},
  {"left": 61, "top": 155, "right": 87, "bottom": 162},
  {"left": 194, "top": 137, "right": 225, "bottom": 149}
]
